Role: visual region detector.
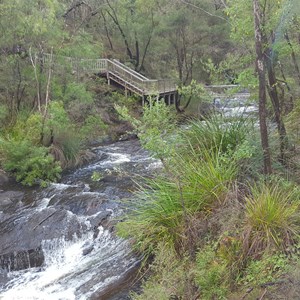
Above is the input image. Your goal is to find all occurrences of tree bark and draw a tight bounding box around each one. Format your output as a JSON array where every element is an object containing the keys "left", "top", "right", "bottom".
[
  {"left": 285, "top": 32, "right": 300, "bottom": 86},
  {"left": 100, "top": 10, "right": 114, "bottom": 51},
  {"left": 253, "top": 0, "right": 272, "bottom": 174},
  {"left": 265, "top": 53, "right": 288, "bottom": 164},
  {"left": 105, "top": 1, "right": 134, "bottom": 60}
]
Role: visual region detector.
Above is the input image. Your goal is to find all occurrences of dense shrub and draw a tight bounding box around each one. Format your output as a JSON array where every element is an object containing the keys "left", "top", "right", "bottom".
[
  {"left": 1, "top": 139, "right": 61, "bottom": 186},
  {"left": 195, "top": 245, "right": 229, "bottom": 300}
]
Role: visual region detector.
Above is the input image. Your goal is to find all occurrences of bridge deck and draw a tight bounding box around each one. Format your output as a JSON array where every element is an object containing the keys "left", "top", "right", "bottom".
[{"left": 41, "top": 53, "right": 177, "bottom": 97}]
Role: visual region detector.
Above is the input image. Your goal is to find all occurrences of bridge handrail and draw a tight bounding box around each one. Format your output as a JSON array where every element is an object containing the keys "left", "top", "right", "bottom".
[
  {"left": 106, "top": 59, "right": 162, "bottom": 94},
  {"left": 112, "top": 59, "right": 149, "bottom": 81},
  {"left": 40, "top": 53, "right": 177, "bottom": 95}
]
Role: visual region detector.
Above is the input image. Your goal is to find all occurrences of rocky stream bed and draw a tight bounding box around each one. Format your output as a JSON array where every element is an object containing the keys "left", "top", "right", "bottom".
[{"left": 0, "top": 139, "right": 161, "bottom": 300}]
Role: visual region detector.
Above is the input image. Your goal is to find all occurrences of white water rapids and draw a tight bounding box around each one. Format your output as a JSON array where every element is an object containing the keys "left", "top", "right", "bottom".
[
  {"left": 1, "top": 229, "right": 131, "bottom": 300},
  {"left": 0, "top": 140, "right": 161, "bottom": 300}
]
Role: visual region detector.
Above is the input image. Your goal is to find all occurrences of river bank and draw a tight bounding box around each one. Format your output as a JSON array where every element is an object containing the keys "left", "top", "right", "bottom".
[{"left": 0, "top": 139, "right": 160, "bottom": 299}]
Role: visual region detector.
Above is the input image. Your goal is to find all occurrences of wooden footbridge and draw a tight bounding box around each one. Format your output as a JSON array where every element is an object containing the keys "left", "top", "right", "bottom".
[{"left": 41, "top": 53, "right": 178, "bottom": 105}]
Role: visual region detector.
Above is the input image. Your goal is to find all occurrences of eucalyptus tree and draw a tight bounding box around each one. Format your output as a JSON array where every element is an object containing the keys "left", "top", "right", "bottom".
[
  {"left": 150, "top": 0, "right": 231, "bottom": 84},
  {"left": 225, "top": 0, "right": 300, "bottom": 172},
  {"left": 0, "top": 0, "right": 65, "bottom": 117}
]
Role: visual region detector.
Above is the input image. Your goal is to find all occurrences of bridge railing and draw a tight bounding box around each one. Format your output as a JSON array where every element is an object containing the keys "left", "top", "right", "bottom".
[
  {"left": 40, "top": 53, "right": 177, "bottom": 96},
  {"left": 112, "top": 59, "right": 149, "bottom": 81},
  {"left": 41, "top": 53, "right": 108, "bottom": 73},
  {"left": 106, "top": 60, "right": 177, "bottom": 95},
  {"left": 106, "top": 59, "right": 148, "bottom": 92}
]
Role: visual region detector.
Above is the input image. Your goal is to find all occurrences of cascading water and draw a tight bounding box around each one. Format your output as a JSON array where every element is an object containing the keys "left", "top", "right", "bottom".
[{"left": 0, "top": 139, "right": 162, "bottom": 299}]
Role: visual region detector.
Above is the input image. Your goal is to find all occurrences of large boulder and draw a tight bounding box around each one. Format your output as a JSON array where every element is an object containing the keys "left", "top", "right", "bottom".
[
  {"left": 0, "top": 207, "right": 84, "bottom": 271},
  {"left": 0, "top": 170, "right": 9, "bottom": 187},
  {"left": 0, "top": 191, "right": 24, "bottom": 212}
]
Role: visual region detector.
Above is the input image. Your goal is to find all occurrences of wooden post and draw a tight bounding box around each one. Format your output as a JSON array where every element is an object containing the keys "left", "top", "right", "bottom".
[
  {"left": 167, "top": 94, "right": 171, "bottom": 105},
  {"left": 107, "top": 72, "right": 110, "bottom": 85}
]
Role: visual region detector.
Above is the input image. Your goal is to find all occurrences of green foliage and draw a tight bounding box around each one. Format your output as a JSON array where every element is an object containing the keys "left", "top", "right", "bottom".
[
  {"left": 80, "top": 115, "right": 108, "bottom": 142},
  {"left": 181, "top": 115, "right": 255, "bottom": 168},
  {"left": 1, "top": 138, "right": 61, "bottom": 186},
  {"left": 91, "top": 171, "right": 103, "bottom": 182},
  {"left": 44, "top": 101, "right": 82, "bottom": 166},
  {"left": 178, "top": 80, "right": 212, "bottom": 115},
  {"left": 240, "top": 253, "right": 288, "bottom": 287},
  {"left": 23, "top": 113, "right": 44, "bottom": 144},
  {"left": 111, "top": 92, "right": 140, "bottom": 110},
  {"left": 0, "top": 104, "right": 9, "bottom": 127},
  {"left": 243, "top": 183, "right": 300, "bottom": 257},
  {"left": 117, "top": 117, "right": 241, "bottom": 255},
  {"left": 130, "top": 243, "right": 195, "bottom": 300},
  {"left": 195, "top": 244, "right": 229, "bottom": 300},
  {"left": 115, "top": 99, "right": 177, "bottom": 160},
  {"left": 62, "top": 82, "right": 94, "bottom": 105}
]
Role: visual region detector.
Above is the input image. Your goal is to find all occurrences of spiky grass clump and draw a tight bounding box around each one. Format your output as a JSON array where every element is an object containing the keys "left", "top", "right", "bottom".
[
  {"left": 183, "top": 115, "right": 251, "bottom": 155},
  {"left": 50, "top": 129, "right": 82, "bottom": 168},
  {"left": 243, "top": 184, "right": 300, "bottom": 257},
  {"left": 117, "top": 116, "right": 249, "bottom": 255},
  {"left": 117, "top": 148, "right": 238, "bottom": 255}
]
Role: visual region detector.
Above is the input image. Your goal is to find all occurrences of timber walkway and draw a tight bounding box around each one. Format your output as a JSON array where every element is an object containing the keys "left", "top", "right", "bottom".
[{"left": 41, "top": 53, "right": 178, "bottom": 103}]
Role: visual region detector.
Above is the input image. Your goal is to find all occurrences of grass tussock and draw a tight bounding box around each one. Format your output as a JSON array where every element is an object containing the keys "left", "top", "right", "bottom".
[
  {"left": 117, "top": 148, "right": 238, "bottom": 255},
  {"left": 243, "top": 183, "right": 300, "bottom": 257},
  {"left": 117, "top": 107, "right": 300, "bottom": 299}
]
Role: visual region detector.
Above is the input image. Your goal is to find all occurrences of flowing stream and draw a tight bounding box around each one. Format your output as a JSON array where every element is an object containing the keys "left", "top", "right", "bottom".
[
  {"left": 0, "top": 139, "right": 161, "bottom": 300},
  {"left": 0, "top": 93, "right": 255, "bottom": 300}
]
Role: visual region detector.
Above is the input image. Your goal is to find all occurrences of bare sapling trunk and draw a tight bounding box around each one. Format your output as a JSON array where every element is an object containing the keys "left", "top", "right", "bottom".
[
  {"left": 29, "top": 47, "right": 41, "bottom": 112},
  {"left": 253, "top": 0, "right": 272, "bottom": 174}
]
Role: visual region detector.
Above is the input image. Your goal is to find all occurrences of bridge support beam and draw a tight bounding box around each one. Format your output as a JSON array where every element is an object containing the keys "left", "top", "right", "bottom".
[{"left": 167, "top": 94, "right": 171, "bottom": 105}]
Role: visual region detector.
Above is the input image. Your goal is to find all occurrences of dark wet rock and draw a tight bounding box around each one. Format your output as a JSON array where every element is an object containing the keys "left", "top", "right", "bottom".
[
  {"left": 0, "top": 247, "right": 44, "bottom": 271},
  {"left": 0, "top": 191, "right": 24, "bottom": 213},
  {"left": 87, "top": 211, "right": 112, "bottom": 229},
  {"left": 118, "top": 133, "right": 138, "bottom": 142},
  {"left": 82, "top": 244, "right": 94, "bottom": 256},
  {"left": 0, "top": 170, "right": 9, "bottom": 187},
  {"left": 0, "top": 207, "right": 84, "bottom": 271},
  {"left": 89, "top": 260, "right": 141, "bottom": 300},
  {"left": 48, "top": 191, "right": 109, "bottom": 216}
]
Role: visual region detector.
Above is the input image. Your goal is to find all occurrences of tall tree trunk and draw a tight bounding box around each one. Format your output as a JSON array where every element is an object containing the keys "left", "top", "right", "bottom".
[
  {"left": 100, "top": 10, "right": 114, "bottom": 51},
  {"left": 105, "top": 1, "right": 134, "bottom": 61},
  {"left": 278, "top": 61, "right": 294, "bottom": 112},
  {"left": 285, "top": 32, "right": 300, "bottom": 85},
  {"left": 253, "top": 0, "right": 272, "bottom": 174},
  {"left": 265, "top": 54, "right": 288, "bottom": 164},
  {"left": 134, "top": 32, "right": 140, "bottom": 71}
]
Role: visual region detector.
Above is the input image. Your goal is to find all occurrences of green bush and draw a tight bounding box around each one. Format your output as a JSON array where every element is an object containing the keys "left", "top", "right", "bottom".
[
  {"left": 195, "top": 245, "right": 229, "bottom": 300},
  {"left": 117, "top": 147, "right": 238, "bottom": 254},
  {"left": 45, "top": 101, "right": 83, "bottom": 167},
  {"left": 183, "top": 114, "right": 252, "bottom": 156},
  {"left": 80, "top": 115, "right": 108, "bottom": 142},
  {"left": 239, "top": 253, "right": 288, "bottom": 287},
  {"left": 0, "top": 104, "right": 9, "bottom": 128},
  {"left": 243, "top": 183, "right": 300, "bottom": 257},
  {"left": 115, "top": 98, "right": 177, "bottom": 161},
  {"left": 1, "top": 139, "right": 61, "bottom": 186},
  {"left": 130, "top": 243, "right": 195, "bottom": 300}
]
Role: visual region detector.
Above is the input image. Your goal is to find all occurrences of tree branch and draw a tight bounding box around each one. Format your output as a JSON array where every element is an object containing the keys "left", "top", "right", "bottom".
[{"left": 178, "top": 0, "right": 230, "bottom": 23}]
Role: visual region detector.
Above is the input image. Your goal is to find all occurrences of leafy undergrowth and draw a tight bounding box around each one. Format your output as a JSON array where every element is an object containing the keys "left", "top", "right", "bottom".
[{"left": 116, "top": 102, "right": 300, "bottom": 300}]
